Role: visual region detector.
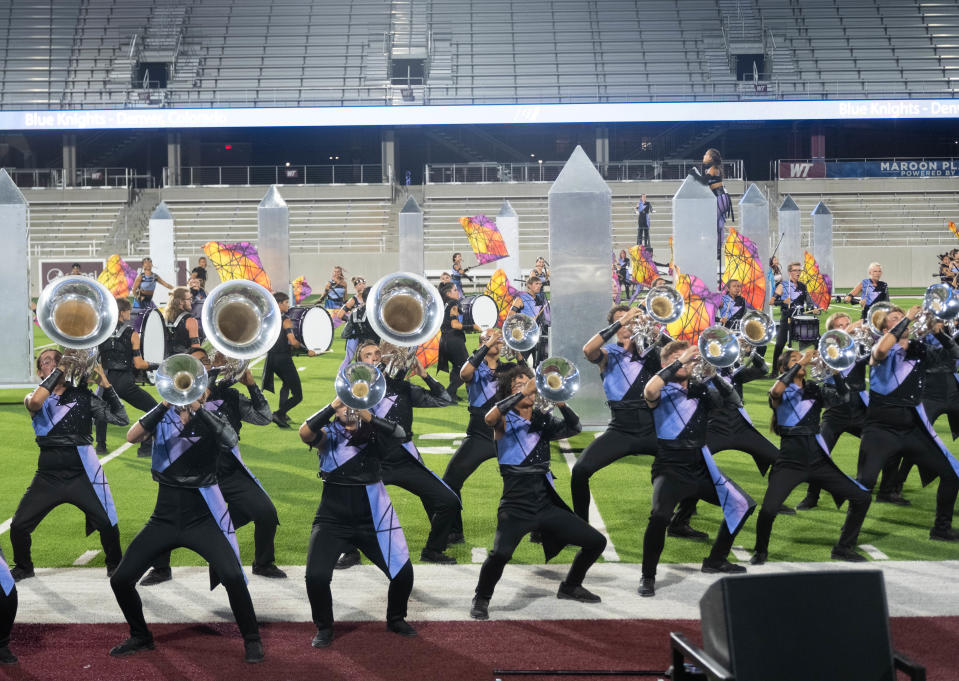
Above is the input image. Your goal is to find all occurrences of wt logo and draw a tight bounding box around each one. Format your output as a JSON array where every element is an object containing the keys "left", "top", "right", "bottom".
[{"left": 789, "top": 163, "right": 813, "bottom": 177}]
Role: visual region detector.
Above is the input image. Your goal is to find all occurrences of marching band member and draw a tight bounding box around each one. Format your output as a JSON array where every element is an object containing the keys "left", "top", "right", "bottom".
[
  {"left": 639, "top": 341, "right": 756, "bottom": 597},
  {"left": 10, "top": 350, "right": 128, "bottom": 582},
  {"left": 832, "top": 306, "right": 959, "bottom": 562},
  {"left": 437, "top": 281, "right": 481, "bottom": 402},
  {"left": 690, "top": 148, "right": 733, "bottom": 262},
  {"left": 164, "top": 287, "right": 203, "bottom": 357},
  {"left": 750, "top": 350, "right": 870, "bottom": 564},
  {"left": 0, "top": 548, "right": 15, "bottom": 664},
  {"left": 321, "top": 266, "right": 347, "bottom": 312},
  {"left": 508, "top": 275, "right": 549, "bottom": 364},
  {"left": 442, "top": 329, "right": 513, "bottom": 545},
  {"left": 451, "top": 252, "right": 471, "bottom": 298},
  {"left": 131, "top": 257, "right": 173, "bottom": 309},
  {"left": 844, "top": 263, "right": 889, "bottom": 321},
  {"left": 470, "top": 365, "right": 605, "bottom": 620},
  {"left": 772, "top": 262, "right": 820, "bottom": 370},
  {"left": 262, "top": 292, "right": 316, "bottom": 429},
  {"left": 718, "top": 279, "right": 747, "bottom": 328},
  {"left": 299, "top": 396, "right": 417, "bottom": 647},
  {"left": 572, "top": 305, "right": 660, "bottom": 522},
  {"left": 339, "top": 286, "right": 378, "bottom": 370}
]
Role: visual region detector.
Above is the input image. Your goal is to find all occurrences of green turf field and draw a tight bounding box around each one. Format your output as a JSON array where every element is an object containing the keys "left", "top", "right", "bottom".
[{"left": 2, "top": 292, "right": 955, "bottom": 572}]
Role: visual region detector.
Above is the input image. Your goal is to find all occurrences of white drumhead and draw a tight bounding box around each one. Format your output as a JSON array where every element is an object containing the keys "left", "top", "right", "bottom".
[
  {"left": 471, "top": 295, "right": 499, "bottom": 329},
  {"left": 140, "top": 309, "right": 166, "bottom": 364},
  {"left": 793, "top": 315, "right": 816, "bottom": 321},
  {"left": 301, "top": 307, "right": 334, "bottom": 352}
]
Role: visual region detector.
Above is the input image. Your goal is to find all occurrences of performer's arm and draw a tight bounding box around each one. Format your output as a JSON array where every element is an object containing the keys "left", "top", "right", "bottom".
[
  {"left": 130, "top": 332, "right": 156, "bottom": 371},
  {"left": 873, "top": 306, "right": 919, "bottom": 362},
  {"left": 933, "top": 324, "right": 959, "bottom": 361},
  {"left": 131, "top": 274, "right": 143, "bottom": 297},
  {"left": 25, "top": 365, "right": 66, "bottom": 412},
  {"left": 90, "top": 366, "right": 129, "bottom": 426},
  {"left": 237, "top": 371, "right": 273, "bottom": 425},
  {"left": 644, "top": 346, "right": 696, "bottom": 407},
  {"left": 461, "top": 330, "right": 500, "bottom": 382},
  {"left": 358, "top": 408, "right": 406, "bottom": 441},
  {"left": 155, "top": 275, "right": 174, "bottom": 290},
  {"left": 845, "top": 281, "right": 863, "bottom": 302},
  {"left": 128, "top": 402, "right": 170, "bottom": 442},
  {"left": 769, "top": 351, "right": 809, "bottom": 406},
  {"left": 284, "top": 318, "right": 316, "bottom": 357},
  {"left": 485, "top": 382, "right": 533, "bottom": 430},
  {"left": 733, "top": 353, "right": 769, "bottom": 385},
  {"left": 709, "top": 375, "right": 743, "bottom": 409},
  {"left": 299, "top": 402, "right": 337, "bottom": 447},
  {"left": 185, "top": 317, "right": 203, "bottom": 353},
  {"left": 193, "top": 406, "right": 239, "bottom": 451},
  {"left": 409, "top": 360, "right": 453, "bottom": 406},
  {"left": 544, "top": 404, "right": 582, "bottom": 440},
  {"left": 821, "top": 373, "right": 850, "bottom": 407}
]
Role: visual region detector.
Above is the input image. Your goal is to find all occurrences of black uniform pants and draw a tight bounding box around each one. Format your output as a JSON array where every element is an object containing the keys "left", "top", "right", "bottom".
[
  {"left": 96, "top": 370, "right": 157, "bottom": 447},
  {"left": 271, "top": 354, "right": 302, "bottom": 417},
  {"left": 670, "top": 420, "right": 777, "bottom": 529},
  {"left": 570, "top": 423, "right": 657, "bottom": 522},
  {"left": 801, "top": 410, "right": 863, "bottom": 503},
  {"left": 440, "top": 336, "right": 469, "bottom": 399},
  {"left": 837, "top": 419, "right": 959, "bottom": 550},
  {"left": 643, "top": 470, "right": 752, "bottom": 579},
  {"left": 150, "top": 470, "right": 279, "bottom": 570},
  {"left": 0, "top": 551, "right": 16, "bottom": 650},
  {"left": 305, "top": 484, "right": 414, "bottom": 631},
  {"left": 442, "top": 415, "right": 497, "bottom": 536},
  {"left": 754, "top": 437, "right": 870, "bottom": 555},
  {"left": 110, "top": 485, "right": 259, "bottom": 643},
  {"left": 891, "top": 396, "right": 959, "bottom": 492},
  {"left": 475, "top": 504, "right": 606, "bottom": 600},
  {"left": 381, "top": 451, "right": 461, "bottom": 553},
  {"left": 637, "top": 222, "right": 650, "bottom": 248},
  {"left": 10, "top": 470, "right": 121, "bottom": 571},
  {"left": 771, "top": 314, "right": 792, "bottom": 370}
]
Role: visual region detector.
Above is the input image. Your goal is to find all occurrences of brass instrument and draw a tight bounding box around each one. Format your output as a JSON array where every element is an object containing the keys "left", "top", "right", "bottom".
[
  {"left": 156, "top": 354, "right": 209, "bottom": 406},
  {"left": 807, "top": 329, "right": 858, "bottom": 382},
  {"left": 691, "top": 326, "right": 741, "bottom": 381}
]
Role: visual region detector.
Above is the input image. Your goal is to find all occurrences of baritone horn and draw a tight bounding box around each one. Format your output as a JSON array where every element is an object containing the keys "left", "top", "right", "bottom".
[
  {"left": 692, "top": 325, "right": 741, "bottom": 380},
  {"left": 644, "top": 285, "right": 684, "bottom": 324},
  {"left": 366, "top": 272, "right": 444, "bottom": 347},
  {"left": 335, "top": 362, "right": 387, "bottom": 410},
  {"left": 156, "top": 353, "right": 209, "bottom": 406},
  {"left": 502, "top": 313, "right": 541, "bottom": 352},
  {"left": 535, "top": 356, "right": 580, "bottom": 403},
  {"left": 807, "top": 329, "right": 857, "bottom": 382},
  {"left": 201, "top": 279, "right": 282, "bottom": 360},
  {"left": 913, "top": 283, "right": 959, "bottom": 337}
]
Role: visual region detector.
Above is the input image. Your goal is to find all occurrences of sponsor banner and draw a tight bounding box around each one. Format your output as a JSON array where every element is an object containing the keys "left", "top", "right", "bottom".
[
  {"left": 779, "top": 161, "right": 826, "bottom": 178},
  {"left": 828, "top": 160, "right": 959, "bottom": 178},
  {"left": 38, "top": 258, "right": 189, "bottom": 294}
]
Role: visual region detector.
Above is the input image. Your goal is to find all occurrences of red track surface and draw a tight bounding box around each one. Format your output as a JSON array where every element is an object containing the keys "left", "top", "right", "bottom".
[{"left": 1, "top": 617, "right": 954, "bottom": 680}]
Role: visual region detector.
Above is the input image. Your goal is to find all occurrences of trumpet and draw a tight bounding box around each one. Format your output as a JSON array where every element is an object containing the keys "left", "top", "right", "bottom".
[
  {"left": 156, "top": 353, "right": 209, "bottom": 406},
  {"left": 806, "top": 329, "right": 858, "bottom": 382},
  {"left": 35, "top": 275, "right": 119, "bottom": 386},
  {"left": 533, "top": 356, "right": 580, "bottom": 412},
  {"left": 691, "top": 326, "right": 740, "bottom": 381}
]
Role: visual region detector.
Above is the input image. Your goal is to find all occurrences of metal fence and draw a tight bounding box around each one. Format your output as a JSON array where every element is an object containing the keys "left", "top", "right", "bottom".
[
  {"left": 164, "top": 164, "right": 386, "bottom": 187},
  {"left": 2, "top": 167, "right": 133, "bottom": 189},
  {"left": 424, "top": 160, "right": 744, "bottom": 184}
]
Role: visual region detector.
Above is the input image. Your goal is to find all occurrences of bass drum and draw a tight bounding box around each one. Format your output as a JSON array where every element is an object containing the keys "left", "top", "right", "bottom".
[
  {"left": 139, "top": 308, "right": 167, "bottom": 365},
  {"left": 289, "top": 306, "right": 334, "bottom": 352},
  {"left": 459, "top": 294, "right": 499, "bottom": 330}
]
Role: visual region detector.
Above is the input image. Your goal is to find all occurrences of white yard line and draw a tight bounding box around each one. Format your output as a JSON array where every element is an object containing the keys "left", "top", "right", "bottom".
[
  {"left": 731, "top": 546, "right": 753, "bottom": 562},
  {"left": 72, "top": 550, "right": 101, "bottom": 566},
  {"left": 558, "top": 438, "right": 620, "bottom": 562},
  {"left": 471, "top": 547, "right": 487, "bottom": 563},
  {"left": 859, "top": 544, "right": 890, "bottom": 560}
]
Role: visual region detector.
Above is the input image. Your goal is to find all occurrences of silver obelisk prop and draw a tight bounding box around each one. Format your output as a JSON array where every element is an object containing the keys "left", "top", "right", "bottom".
[
  {"left": 673, "top": 173, "right": 719, "bottom": 287},
  {"left": 398, "top": 195, "right": 425, "bottom": 275},
  {"left": 777, "top": 195, "right": 802, "bottom": 269},
  {"left": 0, "top": 169, "right": 34, "bottom": 387},
  {"left": 258, "top": 185, "right": 290, "bottom": 296},
  {"left": 148, "top": 201, "right": 175, "bottom": 306},
  {"left": 811, "top": 201, "right": 834, "bottom": 287},
  {"left": 497, "top": 200, "right": 520, "bottom": 284},
  {"left": 738, "top": 184, "right": 770, "bottom": 310},
  {"left": 548, "top": 145, "right": 611, "bottom": 428}
]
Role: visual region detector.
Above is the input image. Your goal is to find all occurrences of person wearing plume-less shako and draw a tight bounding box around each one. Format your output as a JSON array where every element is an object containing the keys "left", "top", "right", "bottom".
[
  {"left": 0, "top": 548, "right": 16, "bottom": 665},
  {"left": 437, "top": 281, "right": 481, "bottom": 402},
  {"left": 469, "top": 365, "right": 606, "bottom": 621},
  {"left": 571, "top": 304, "right": 661, "bottom": 524},
  {"left": 139, "top": 353, "right": 285, "bottom": 587},
  {"left": 442, "top": 328, "right": 513, "bottom": 545},
  {"left": 750, "top": 350, "right": 870, "bottom": 565},
  {"left": 298, "top": 396, "right": 416, "bottom": 648},
  {"left": 10, "top": 349, "right": 128, "bottom": 582},
  {"left": 335, "top": 340, "right": 459, "bottom": 569},
  {"left": 832, "top": 305, "right": 959, "bottom": 563},
  {"left": 638, "top": 341, "right": 756, "bottom": 598},
  {"left": 109, "top": 383, "right": 264, "bottom": 664},
  {"left": 263, "top": 292, "right": 316, "bottom": 429},
  {"left": 95, "top": 297, "right": 159, "bottom": 457}
]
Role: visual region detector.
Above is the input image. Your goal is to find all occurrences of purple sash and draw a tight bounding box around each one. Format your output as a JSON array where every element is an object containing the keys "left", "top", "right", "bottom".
[
  {"left": 229, "top": 445, "right": 267, "bottom": 494},
  {"left": 700, "top": 446, "right": 755, "bottom": 533},
  {"left": 76, "top": 444, "right": 118, "bottom": 526},
  {"left": 0, "top": 550, "right": 14, "bottom": 596},
  {"left": 816, "top": 435, "right": 868, "bottom": 492},
  {"left": 916, "top": 404, "right": 959, "bottom": 478},
  {"left": 198, "top": 484, "right": 247, "bottom": 584},
  {"left": 365, "top": 482, "right": 409, "bottom": 578}
]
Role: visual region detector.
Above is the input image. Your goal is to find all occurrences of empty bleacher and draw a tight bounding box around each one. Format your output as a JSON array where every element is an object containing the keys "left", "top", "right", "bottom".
[{"left": 23, "top": 188, "right": 127, "bottom": 258}]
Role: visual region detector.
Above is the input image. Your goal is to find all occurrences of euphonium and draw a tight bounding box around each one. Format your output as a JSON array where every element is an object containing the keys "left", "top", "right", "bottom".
[
  {"left": 155, "top": 353, "right": 209, "bottom": 406},
  {"left": 912, "top": 283, "right": 959, "bottom": 337},
  {"left": 644, "top": 285, "right": 684, "bottom": 324},
  {"left": 335, "top": 362, "right": 387, "bottom": 410},
  {"left": 866, "top": 301, "right": 896, "bottom": 339},
  {"left": 807, "top": 329, "right": 857, "bottom": 382},
  {"left": 691, "top": 325, "right": 740, "bottom": 381},
  {"left": 502, "top": 313, "right": 541, "bottom": 353},
  {"left": 535, "top": 356, "right": 580, "bottom": 403},
  {"left": 201, "top": 280, "right": 282, "bottom": 360},
  {"left": 366, "top": 272, "right": 444, "bottom": 347}
]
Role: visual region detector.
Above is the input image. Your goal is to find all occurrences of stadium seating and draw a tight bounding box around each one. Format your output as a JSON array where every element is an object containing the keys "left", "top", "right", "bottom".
[
  {"left": 22, "top": 188, "right": 128, "bottom": 258},
  {"left": 2, "top": 0, "right": 956, "bottom": 109}
]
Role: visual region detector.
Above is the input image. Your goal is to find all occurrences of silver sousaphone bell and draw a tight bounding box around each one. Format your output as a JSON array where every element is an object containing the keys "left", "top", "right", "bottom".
[
  {"left": 366, "top": 272, "right": 444, "bottom": 348},
  {"left": 335, "top": 362, "right": 387, "bottom": 410},
  {"left": 807, "top": 329, "right": 858, "bottom": 382},
  {"left": 156, "top": 353, "right": 209, "bottom": 406},
  {"left": 202, "top": 279, "right": 283, "bottom": 364}
]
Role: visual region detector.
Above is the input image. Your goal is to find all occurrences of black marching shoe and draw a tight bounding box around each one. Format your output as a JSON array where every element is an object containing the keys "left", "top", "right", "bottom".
[
  {"left": 386, "top": 619, "right": 418, "bottom": 637},
  {"left": 702, "top": 558, "right": 747, "bottom": 574},
  {"left": 334, "top": 549, "right": 361, "bottom": 570},
  {"left": 749, "top": 551, "right": 768, "bottom": 566},
  {"left": 109, "top": 636, "right": 155, "bottom": 657},
  {"left": 638, "top": 577, "right": 656, "bottom": 598},
  {"left": 929, "top": 527, "right": 959, "bottom": 542},
  {"left": 446, "top": 531, "right": 465, "bottom": 546},
  {"left": 10, "top": 566, "right": 34, "bottom": 582},
  {"left": 470, "top": 596, "right": 490, "bottom": 620},
  {"left": 271, "top": 413, "right": 291, "bottom": 428},
  {"left": 557, "top": 582, "right": 601, "bottom": 603},
  {"left": 244, "top": 640, "right": 265, "bottom": 664},
  {"left": 875, "top": 492, "right": 910, "bottom": 506},
  {"left": 0, "top": 647, "right": 17, "bottom": 665},
  {"left": 95, "top": 443, "right": 108, "bottom": 455},
  {"left": 252, "top": 563, "right": 288, "bottom": 578},
  {"left": 139, "top": 567, "right": 172, "bottom": 586},
  {"left": 777, "top": 505, "right": 797, "bottom": 516},
  {"left": 831, "top": 546, "right": 867, "bottom": 562},
  {"left": 420, "top": 548, "right": 457, "bottom": 564},
  {"left": 667, "top": 524, "right": 709, "bottom": 541},
  {"left": 311, "top": 628, "right": 333, "bottom": 648},
  {"left": 796, "top": 498, "right": 818, "bottom": 511}
]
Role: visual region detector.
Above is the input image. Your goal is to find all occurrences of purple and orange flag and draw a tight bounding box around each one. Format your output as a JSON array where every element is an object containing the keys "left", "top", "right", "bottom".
[{"left": 203, "top": 241, "right": 272, "bottom": 290}]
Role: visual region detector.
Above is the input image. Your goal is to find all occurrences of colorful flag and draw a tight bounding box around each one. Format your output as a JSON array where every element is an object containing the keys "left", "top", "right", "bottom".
[
  {"left": 628, "top": 244, "right": 659, "bottom": 288},
  {"left": 484, "top": 268, "right": 519, "bottom": 327},
  {"left": 460, "top": 215, "right": 509, "bottom": 265},
  {"left": 203, "top": 241, "right": 272, "bottom": 290},
  {"left": 292, "top": 276, "right": 312, "bottom": 304},
  {"left": 98, "top": 254, "right": 138, "bottom": 298},
  {"left": 414, "top": 331, "right": 441, "bottom": 370},
  {"left": 800, "top": 251, "right": 832, "bottom": 310},
  {"left": 666, "top": 266, "right": 723, "bottom": 343},
  {"left": 722, "top": 227, "right": 766, "bottom": 310},
  {"left": 949, "top": 221, "right": 959, "bottom": 240}
]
